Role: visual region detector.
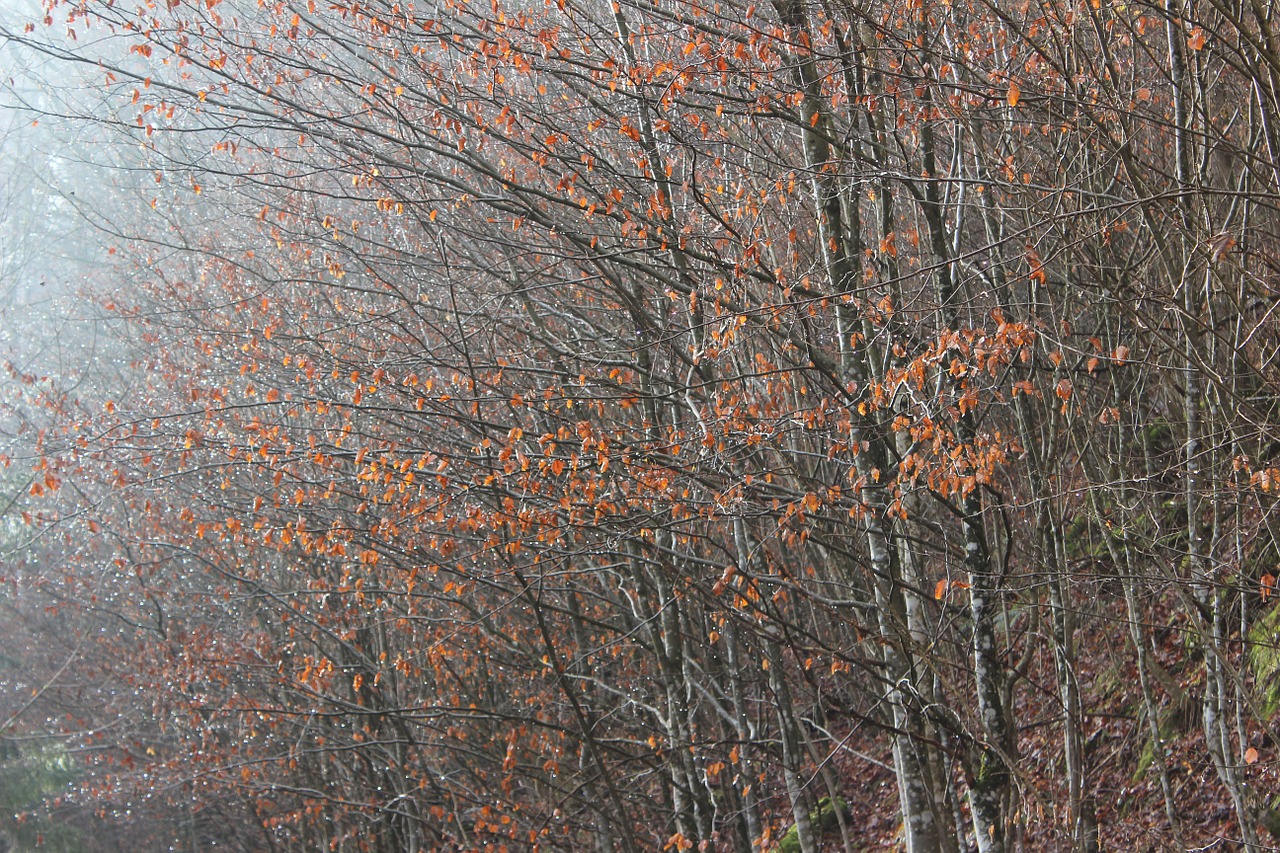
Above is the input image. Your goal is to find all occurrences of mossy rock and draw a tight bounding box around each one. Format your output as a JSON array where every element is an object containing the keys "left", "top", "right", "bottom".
[{"left": 775, "top": 796, "right": 850, "bottom": 853}]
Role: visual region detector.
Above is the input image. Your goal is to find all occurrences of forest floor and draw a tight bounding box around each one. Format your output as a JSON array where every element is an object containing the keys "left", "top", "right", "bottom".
[{"left": 801, "top": 586, "right": 1279, "bottom": 851}]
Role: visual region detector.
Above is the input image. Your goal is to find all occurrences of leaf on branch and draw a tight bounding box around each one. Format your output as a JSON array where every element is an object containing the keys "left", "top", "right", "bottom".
[
  {"left": 1208, "top": 232, "right": 1235, "bottom": 263},
  {"left": 1026, "top": 243, "right": 1046, "bottom": 284},
  {"left": 712, "top": 565, "right": 737, "bottom": 596}
]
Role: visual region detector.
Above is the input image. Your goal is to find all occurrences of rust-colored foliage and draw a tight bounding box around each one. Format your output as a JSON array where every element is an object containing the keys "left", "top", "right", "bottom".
[{"left": 5, "top": 0, "right": 1280, "bottom": 848}]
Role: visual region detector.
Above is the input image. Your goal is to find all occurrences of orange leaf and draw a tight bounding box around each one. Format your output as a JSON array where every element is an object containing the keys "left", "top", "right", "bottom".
[
  {"left": 1025, "top": 244, "right": 1046, "bottom": 284},
  {"left": 1262, "top": 574, "right": 1275, "bottom": 602},
  {"left": 1245, "top": 746, "right": 1259, "bottom": 764},
  {"left": 934, "top": 579, "right": 948, "bottom": 600},
  {"left": 712, "top": 565, "right": 737, "bottom": 596},
  {"left": 1187, "top": 27, "right": 1206, "bottom": 50},
  {"left": 1208, "top": 232, "right": 1236, "bottom": 263},
  {"left": 664, "top": 832, "right": 694, "bottom": 851},
  {"left": 1007, "top": 82, "right": 1021, "bottom": 107}
]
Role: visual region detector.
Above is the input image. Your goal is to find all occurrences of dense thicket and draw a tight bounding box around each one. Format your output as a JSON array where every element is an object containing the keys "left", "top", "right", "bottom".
[{"left": 3, "top": 0, "right": 1280, "bottom": 848}]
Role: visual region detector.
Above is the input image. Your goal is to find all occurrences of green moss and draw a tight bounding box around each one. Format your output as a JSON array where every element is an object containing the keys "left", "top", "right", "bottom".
[
  {"left": 1132, "top": 716, "right": 1177, "bottom": 783},
  {"left": 1248, "top": 605, "right": 1280, "bottom": 719},
  {"left": 1262, "top": 796, "right": 1280, "bottom": 842},
  {"left": 775, "top": 796, "right": 850, "bottom": 853}
]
